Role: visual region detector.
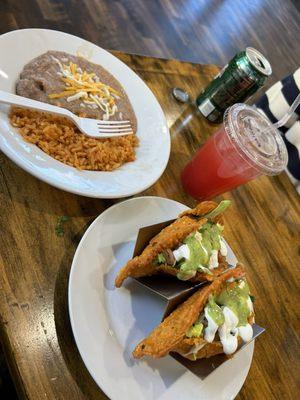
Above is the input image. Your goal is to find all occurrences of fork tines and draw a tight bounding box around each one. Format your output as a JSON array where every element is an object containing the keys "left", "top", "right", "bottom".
[
  {"left": 97, "top": 120, "right": 131, "bottom": 125},
  {"left": 97, "top": 120, "right": 133, "bottom": 135}
]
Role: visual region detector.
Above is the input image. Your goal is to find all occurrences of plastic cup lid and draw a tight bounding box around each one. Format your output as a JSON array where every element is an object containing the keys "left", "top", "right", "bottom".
[{"left": 223, "top": 104, "right": 288, "bottom": 175}]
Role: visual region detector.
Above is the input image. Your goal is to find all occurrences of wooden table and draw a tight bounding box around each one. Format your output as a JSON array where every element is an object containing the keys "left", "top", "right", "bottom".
[{"left": 0, "top": 52, "right": 299, "bottom": 400}]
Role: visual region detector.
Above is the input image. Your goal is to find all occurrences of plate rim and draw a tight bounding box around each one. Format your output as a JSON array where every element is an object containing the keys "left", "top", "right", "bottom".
[
  {"left": 68, "top": 196, "right": 254, "bottom": 400},
  {"left": 0, "top": 28, "right": 171, "bottom": 198},
  {"left": 68, "top": 196, "right": 186, "bottom": 399}
]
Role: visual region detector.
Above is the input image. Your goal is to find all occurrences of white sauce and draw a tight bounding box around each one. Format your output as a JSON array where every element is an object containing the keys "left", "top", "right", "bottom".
[
  {"left": 201, "top": 292, "right": 254, "bottom": 355},
  {"left": 220, "top": 239, "right": 228, "bottom": 257},
  {"left": 247, "top": 296, "right": 254, "bottom": 313},
  {"left": 238, "top": 324, "right": 253, "bottom": 342},
  {"left": 173, "top": 244, "right": 190, "bottom": 262},
  {"left": 204, "top": 307, "right": 219, "bottom": 343},
  {"left": 218, "top": 307, "right": 239, "bottom": 355},
  {"left": 172, "top": 230, "right": 227, "bottom": 271},
  {"left": 209, "top": 249, "right": 219, "bottom": 269},
  {"left": 191, "top": 294, "right": 253, "bottom": 356},
  {"left": 196, "top": 232, "right": 210, "bottom": 256},
  {"left": 194, "top": 231, "right": 202, "bottom": 242}
]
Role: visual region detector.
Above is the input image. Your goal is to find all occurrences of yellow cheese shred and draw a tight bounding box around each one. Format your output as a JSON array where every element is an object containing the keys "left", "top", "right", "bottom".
[{"left": 48, "top": 60, "right": 122, "bottom": 118}]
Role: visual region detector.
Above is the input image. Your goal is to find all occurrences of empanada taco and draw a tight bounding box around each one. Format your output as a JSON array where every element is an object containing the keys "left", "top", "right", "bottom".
[
  {"left": 133, "top": 265, "right": 255, "bottom": 360},
  {"left": 115, "top": 200, "right": 231, "bottom": 287}
]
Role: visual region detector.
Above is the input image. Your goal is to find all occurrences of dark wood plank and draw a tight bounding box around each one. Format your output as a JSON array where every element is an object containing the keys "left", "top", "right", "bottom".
[
  {"left": 0, "top": 51, "right": 299, "bottom": 400},
  {"left": 0, "top": 342, "right": 18, "bottom": 399},
  {"left": 1, "top": 0, "right": 299, "bottom": 85}
]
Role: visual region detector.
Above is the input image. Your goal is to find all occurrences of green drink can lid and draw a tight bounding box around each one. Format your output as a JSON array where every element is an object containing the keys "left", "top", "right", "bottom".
[
  {"left": 223, "top": 103, "right": 288, "bottom": 175},
  {"left": 245, "top": 47, "right": 272, "bottom": 77}
]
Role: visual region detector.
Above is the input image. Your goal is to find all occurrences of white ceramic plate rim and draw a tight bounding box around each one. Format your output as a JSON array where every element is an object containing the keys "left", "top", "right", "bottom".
[
  {"left": 68, "top": 196, "right": 254, "bottom": 400},
  {"left": 0, "top": 29, "right": 170, "bottom": 198}
]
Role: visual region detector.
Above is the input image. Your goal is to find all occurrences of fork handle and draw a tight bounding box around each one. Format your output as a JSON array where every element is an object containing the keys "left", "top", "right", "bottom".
[{"left": 0, "top": 90, "right": 75, "bottom": 120}]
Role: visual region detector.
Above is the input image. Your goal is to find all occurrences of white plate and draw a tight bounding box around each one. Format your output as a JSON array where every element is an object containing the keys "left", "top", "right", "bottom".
[
  {"left": 69, "top": 196, "right": 254, "bottom": 400},
  {"left": 0, "top": 29, "right": 170, "bottom": 198}
]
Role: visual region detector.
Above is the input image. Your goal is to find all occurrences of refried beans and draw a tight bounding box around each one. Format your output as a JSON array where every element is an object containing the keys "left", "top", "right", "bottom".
[{"left": 10, "top": 51, "right": 138, "bottom": 171}]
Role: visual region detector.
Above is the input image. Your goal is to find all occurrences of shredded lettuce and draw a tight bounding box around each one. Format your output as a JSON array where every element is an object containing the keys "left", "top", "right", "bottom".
[{"left": 156, "top": 253, "right": 166, "bottom": 264}]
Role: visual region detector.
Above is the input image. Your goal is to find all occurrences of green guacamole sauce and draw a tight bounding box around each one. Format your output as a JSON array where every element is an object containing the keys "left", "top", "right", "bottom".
[
  {"left": 186, "top": 322, "right": 203, "bottom": 338},
  {"left": 177, "top": 222, "right": 223, "bottom": 280},
  {"left": 216, "top": 280, "right": 251, "bottom": 326},
  {"left": 155, "top": 199, "right": 231, "bottom": 281},
  {"left": 206, "top": 295, "right": 225, "bottom": 326},
  {"left": 186, "top": 279, "right": 252, "bottom": 338}
]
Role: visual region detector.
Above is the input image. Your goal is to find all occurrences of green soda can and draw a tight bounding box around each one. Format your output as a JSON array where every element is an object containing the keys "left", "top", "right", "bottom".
[{"left": 196, "top": 47, "right": 272, "bottom": 123}]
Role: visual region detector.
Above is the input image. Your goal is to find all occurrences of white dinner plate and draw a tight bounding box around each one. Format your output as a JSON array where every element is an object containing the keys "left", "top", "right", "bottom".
[
  {"left": 68, "top": 196, "right": 254, "bottom": 400},
  {"left": 0, "top": 29, "right": 170, "bottom": 198}
]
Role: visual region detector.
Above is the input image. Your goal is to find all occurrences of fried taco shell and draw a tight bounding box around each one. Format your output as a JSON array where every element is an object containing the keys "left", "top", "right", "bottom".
[
  {"left": 115, "top": 201, "right": 229, "bottom": 287},
  {"left": 173, "top": 313, "right": 255, "bottom": 360},
  {"left": 133, "top": 265, "right": 251, "bottom": 359}
]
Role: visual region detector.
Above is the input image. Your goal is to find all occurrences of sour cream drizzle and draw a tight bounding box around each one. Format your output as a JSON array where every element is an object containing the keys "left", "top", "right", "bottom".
[
  {"left": 173, "top": 244, "right": 190, "bottom": 262},
  {"left": 172, "top": 227, "right": 227, "bottom": 271},
  {"left": 203, "top": 296, "right": 254, "bottom": 355}
]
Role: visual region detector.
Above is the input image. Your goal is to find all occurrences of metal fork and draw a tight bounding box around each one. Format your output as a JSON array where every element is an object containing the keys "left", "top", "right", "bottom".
[{"left": 0, "top": 90, "right": 133, "bottom": 138}]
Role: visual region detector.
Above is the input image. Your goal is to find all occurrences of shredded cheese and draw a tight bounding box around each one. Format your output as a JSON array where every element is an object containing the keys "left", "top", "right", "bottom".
[{"left": 48, "top": 58, "right": 122, "bottom": 120}]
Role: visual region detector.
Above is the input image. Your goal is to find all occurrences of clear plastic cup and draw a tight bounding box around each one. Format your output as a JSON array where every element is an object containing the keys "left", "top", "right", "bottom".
[{"left": 181, "top": 103, "right": 288, "bottom": 200}]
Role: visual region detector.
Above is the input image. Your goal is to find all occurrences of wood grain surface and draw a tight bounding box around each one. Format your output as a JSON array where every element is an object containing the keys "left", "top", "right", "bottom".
[
  {"left": 1, "top": 0, "right": 300, "bottom": 85},
  {"left": 0, "top": 50, "right": 299, "bottom": 400}
]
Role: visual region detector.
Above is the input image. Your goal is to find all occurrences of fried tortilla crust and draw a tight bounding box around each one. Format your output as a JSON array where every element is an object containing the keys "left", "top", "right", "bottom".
[
  {"left": 173, "top": 313, "right": 254, "bottom": 360},
  {"left": 133, "top": 265, "right": 245, "bottom": 359},
  {"left": 179, "top": 201, "right": 224, "bottom": 225},
  {"left": 115, "top": 201, "right": 223, "bottom": 287},
  {"left": 172, "top": 337, "right": 225, "bottom": 360}
]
